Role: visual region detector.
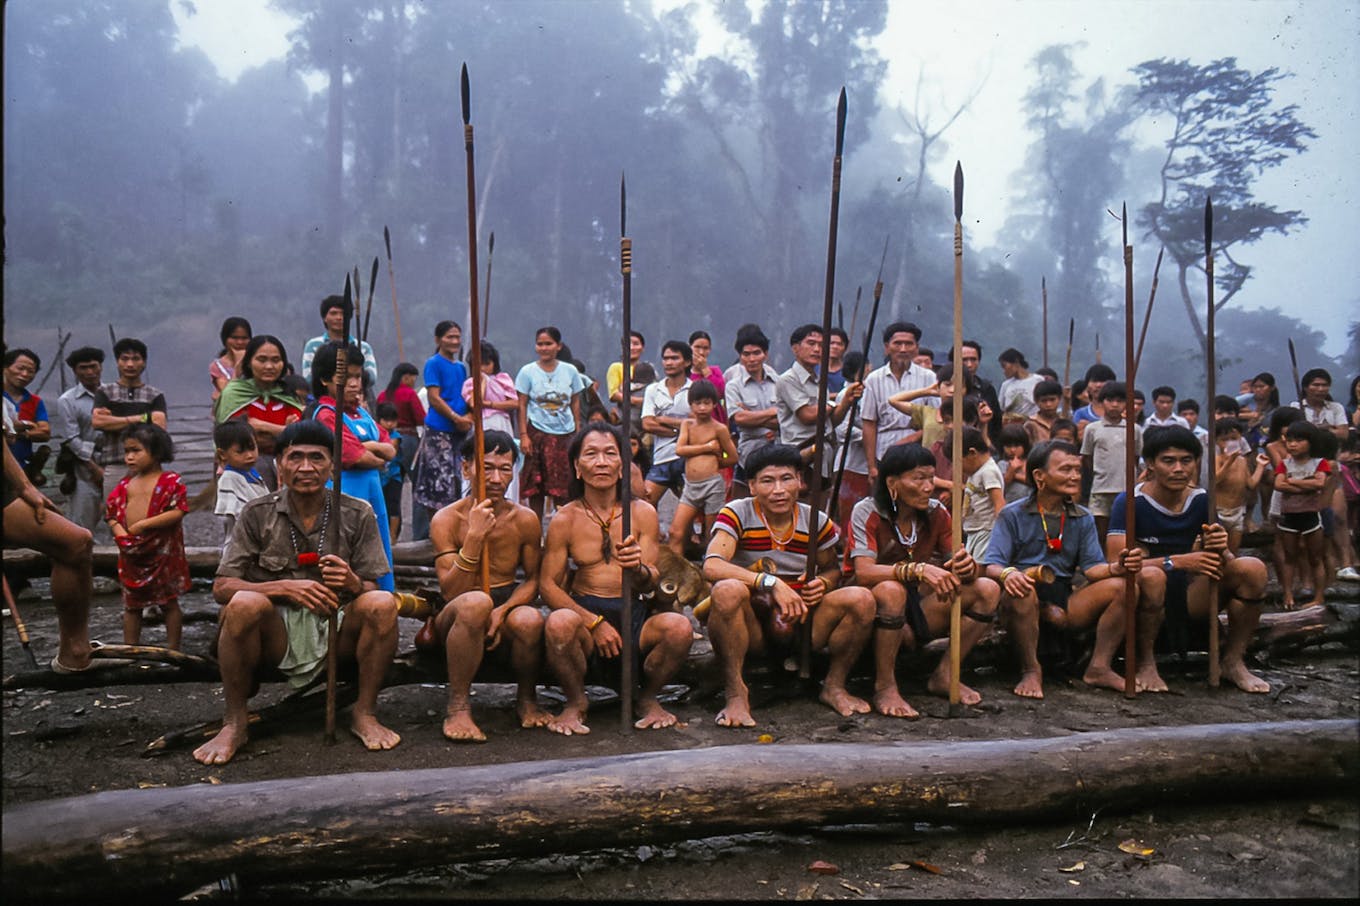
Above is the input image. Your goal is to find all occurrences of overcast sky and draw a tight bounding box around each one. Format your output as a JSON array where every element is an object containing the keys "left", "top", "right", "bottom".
[{"left": 173, "top": 0, "right": 1359, "bottom": 355}]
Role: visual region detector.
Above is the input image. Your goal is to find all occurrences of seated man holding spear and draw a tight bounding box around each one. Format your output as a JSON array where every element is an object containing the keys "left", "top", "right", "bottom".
[
  {"left": 194, "top": 420, "right": 401, "bottom": 765},
  {"left": 982, "top": 439, "right": 1163, "bottom": 699},
  {"left": 429, "top": 430, "right": 552, "bottom": 741},
  {"left": 701, "top": 443, "right": 875, "bottom": 726}
]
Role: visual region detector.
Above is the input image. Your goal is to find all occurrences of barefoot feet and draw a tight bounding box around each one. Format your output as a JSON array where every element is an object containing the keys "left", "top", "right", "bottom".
[
  {"left": 1135, "top": 663, "right": 1169, "bottom": 693},
  {"left": 634, "top": 697, "right": 683, "bottom": 730},
  {"left": 715, "top": 695, "right": 756, "bottom": 728},
  {"left": 1082, "top": 665, "right": 1126, "bottom": 693},
  {"left": 1223, "top": 659, "right": 1270, "bottom": 693},
  {"left": 442, "top": 706, "right": 487, "bottom": 743},
  {"left": 547, "top": 703, "right": 591, "bottom": 736},
  {"left": 193, "top": 721, "right": 248, "bottom": 765},
  {"left": 351, "top": 712, "right": 402, "bottom": 751},
  {"left": 927, "top": 673, "right": 982, "bottom": 706},
  {"left": 872, "top": 686, "right": 919, "bottom": 719},
  {"left": 1013, "top": 668, "right": 1044, "bottom": 699},
  {"left": 819, "top": 685, "right": 871, "bottom": 717}
]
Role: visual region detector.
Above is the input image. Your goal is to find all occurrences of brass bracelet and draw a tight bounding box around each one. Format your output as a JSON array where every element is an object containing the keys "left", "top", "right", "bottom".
[
  {"left": 452, "top": 552, "right": 478, "bottom": 573},
  {"left": 587, "top": 614, "right": 605, "bottom": 631},
  {"left": 458, "top": 544, "right": 481, "bottom": 564}
]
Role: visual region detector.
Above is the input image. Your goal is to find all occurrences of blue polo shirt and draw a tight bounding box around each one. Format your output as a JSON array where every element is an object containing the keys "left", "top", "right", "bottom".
[
  {"left": 423, "top": 354, "right": 469, "bottom": 433},
  {"left": 1107, "top": 484, "right": 1208, "bottom": 557},
  {"left": 983, "top": 496, "right": 1104, "bottom": 579}
]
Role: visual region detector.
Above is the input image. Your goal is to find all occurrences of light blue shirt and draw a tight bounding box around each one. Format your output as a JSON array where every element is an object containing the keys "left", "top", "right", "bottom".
[{"left": 515, "top": 361, "right": 585, "bottom": 435}]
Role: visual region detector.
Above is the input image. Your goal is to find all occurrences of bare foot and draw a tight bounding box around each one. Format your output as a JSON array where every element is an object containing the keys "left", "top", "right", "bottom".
[
  {"left": 927, "top": 674, "right": 982, "bottom": 705},
  {"left": 350, "top": 713, "right": 402, "bottom": 751},
  {"left": 1307, "top": 596, "right": 1326, "bottom": 608},
  {"left": 442, "top": 707, "right": 487, "bottom": 743},
  {"left": 634, "top": 698, "right": 683, "bottom": 730},
  {"left": 1013, "top": 669, "right": 1044, "bottom": 699},
  {"left": 547, "top": 705, "right": 591, "bottom": 736},
  {"left": 1082, "top": 666, "right": 1127, "bottom": 693},
  {"left": 872, "top": 687, "right": 920, "bottom": 719},
  {"left": 193, "top": 722, "right": 248, "bottom": 765},
  {"left": 1281, "top": 598, "right": 1297, "bottom": 611},
  {"left": 715, "top": 696, "right": 756, "bottom": 728},
  {"left": 1223, "top": 659, "right": 1270, "bottom": 693},
  {"left": 1135, "top": 663, "right": 1169, "bottom": 693},
  {"left": 517, "top": 699, "right": 553, "bottom": 729},
  {"left": 819, "top": 686, "right": 871, "bottom": 717}
]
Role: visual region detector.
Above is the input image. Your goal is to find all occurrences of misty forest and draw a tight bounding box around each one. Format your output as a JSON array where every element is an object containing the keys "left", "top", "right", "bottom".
[{"left": 3, "top": 0, "right": 1353, "bottom": 404}]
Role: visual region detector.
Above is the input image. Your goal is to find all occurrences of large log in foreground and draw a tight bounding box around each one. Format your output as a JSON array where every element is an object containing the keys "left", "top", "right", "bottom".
[{"left": 4, "top": 719, "right": 1355, "bottom": 899}]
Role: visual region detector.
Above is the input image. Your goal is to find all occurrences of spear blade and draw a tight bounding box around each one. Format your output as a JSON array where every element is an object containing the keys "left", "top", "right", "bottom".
[
  {"left": 1287, "top": 338, "right": 1302, "bottom": 403},
  {"left": 953, "top": 161, "right": 963, "bottom": 221},
  {"left": 1041, "top": 276, "right": 1048, "bottom": 370},
  {"left": 384, "top": 225, "right": 392, "bottom": 261},
  {"left": 460, "top": 62, "right": 470, "bottom": 126},
  {"left": 364, "top": 256, "right": 379, "bottom": 343},
  {"left": 620, "top": 171, "right": 627, "bottom": 237}
]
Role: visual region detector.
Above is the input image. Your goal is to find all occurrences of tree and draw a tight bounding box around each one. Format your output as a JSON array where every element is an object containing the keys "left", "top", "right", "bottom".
[{"left": 1131, "top": 58, "right": 1315, "bottom": 365}]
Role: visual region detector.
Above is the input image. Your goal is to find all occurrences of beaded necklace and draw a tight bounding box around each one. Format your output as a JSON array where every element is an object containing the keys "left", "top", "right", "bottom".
[
  {"left": 752, "top": 499, "right": 796, "bottom": 550},
  {"left": 287, "top": 498, "right": 331, "bottom": 567},
  {"left": 1037, "top": 502, "right": 1065, "bottom": 552},
  {"left": 581, "top": 498, "right": 619, "bottom": 563}
]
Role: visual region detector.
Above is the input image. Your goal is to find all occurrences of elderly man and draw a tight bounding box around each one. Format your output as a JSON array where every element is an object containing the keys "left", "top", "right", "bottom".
[{"left": 193, "top": 420, "right": 400, "bottom": 765}]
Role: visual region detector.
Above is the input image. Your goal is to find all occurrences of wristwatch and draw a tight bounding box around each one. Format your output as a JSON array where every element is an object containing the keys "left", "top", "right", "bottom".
[
  {"left": 1162, "top": 555, "right": 1174, "bottom": 572},
  {"left": 757, "top": 573, "right": 777, "bottom": 591}
]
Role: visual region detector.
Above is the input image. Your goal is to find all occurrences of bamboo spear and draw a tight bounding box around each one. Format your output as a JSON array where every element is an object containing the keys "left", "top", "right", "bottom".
[
  {"left": 1121, "top": 203, "right": 1138, "bottom": 700},
  {"left": 482, "top": 232, "right": 495, "bottom": 339},
  {"left": 383, "top": 226, "right": 406, "bottom": 363},
  {"left": 324, "top": 275, "right": 354, "bottom": 744},
  {"left": 948, "top": 161, "right": 965, "bottom": 714},
  {"left": 363, "top": 257, "right": 379, "bottom": 344},
  {"left": 1132, "top": 247, "right": 1165, "bottom": 375},
  {"left": 1205, "top": 197, "right": 1220, "bottom": 687},
  {"left": 461, "top": 63, "right": 489, "bottom": 597},
  {"left": 1062, "top": 319, "right": 1074, "bottom": 418},
  {"left": 619, "top": 173, "right": 636, "bottom": 730},
  {"left": 1287, "top": 339, "right": 1303, "bottom": 405},
  {"left": 2, "top": 575, "right": 40, "bottom": 670},
  {"left": 1041, "top": 278, "right": 1048, "bottom": 371},
  {"left": 802, "top": 87, "right": 848, "bottom": 680},
  {"left": 829, "top": 236, "right": 888, "bottom": 521}
]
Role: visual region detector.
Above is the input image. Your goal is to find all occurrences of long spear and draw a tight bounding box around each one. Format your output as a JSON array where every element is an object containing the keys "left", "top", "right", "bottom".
[
  {"left": 2, "top": 575, "right": 40, "bottom": 669},
  {"left": 802, "top": 87, "right": 847, "bottom": 680},
  {"left": 1121, "top": 203, "right": 1138, "bottom": 700},
  {"left": 1095, "top": 332, "right": 1102, "bottom": 365},
  {"left": 619, "top": 173, "right": 636, "bottom": 730},
  {"left": 482, "top": 231, "right": 495, "bottom": 339},
  {"left": 948, "top": 162, "right": 966, "bottom": 714},
  {"left": 1132, "top": 247, "right": 1165, "bottom": 374},
  {"left": 847, "top": 285, "right": 863, "bottom": 352},
  {"left": 353, "top": 265, "right": 363, "bottom": 337},
  {"left": 324, "top": 275, "right": 353, "bottom": 744},
  {"left": 1286, "top": 338, "right": 1303, "bottom": 405},
  {"left": 1205, "top": 197, "right": 1220, "bottom": 687},
  {"left": 1041, "top": 277, "right": 1049, "bottom": 370},
  {"left": 363, "top": 257, "right": 379, "bottom": 344},
  {"left": 34, "top": 329, "right": 72, "bottom": 396},
  {"left": 461, "top": 62, "right": 489, "bottom": 598},
  {"left": 383, "top": 226, "right": 406, "bottom": 363},
  {"left": 1061, "top": 318, "right": 1074, "bottom": 418},
  {"left": 829, "top": 235, "right": 889, "bottom": 521}
]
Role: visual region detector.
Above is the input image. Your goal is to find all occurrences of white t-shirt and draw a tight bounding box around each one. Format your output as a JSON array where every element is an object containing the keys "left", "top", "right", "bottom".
[
  {"left": 998, "top": 374, "right": 1043, "bottom": 419},
  {"left": 963, "top": 457, "right": 1004, "bottom": 533}
]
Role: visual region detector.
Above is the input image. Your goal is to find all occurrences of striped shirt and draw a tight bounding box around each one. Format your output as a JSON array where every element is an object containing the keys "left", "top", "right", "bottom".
[{"left": 710, "top": 497, "right": 838, "bottom": 588}]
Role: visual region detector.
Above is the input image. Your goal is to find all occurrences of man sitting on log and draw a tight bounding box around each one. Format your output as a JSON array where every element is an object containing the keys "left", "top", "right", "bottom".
[
  {"left": 983, "top": 439, "right": 1163, "bottom": 699},
  {"left": 701, "top": 443, "right": 875, "bottom": 726},
  {"left": 194, "top": 420, "right": 401, "bottom": 765},
  {"left": 1106, "top": 425, "right": 1270, "bottom": 693},
  {"left": 429, "top": 429, "right": 551, "bottom": 741},
  {"left": 539, "top": 423, "right": 694, "bottom": 734}
]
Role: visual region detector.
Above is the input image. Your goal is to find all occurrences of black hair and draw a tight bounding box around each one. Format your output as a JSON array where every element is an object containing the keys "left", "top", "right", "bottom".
[
  {"left": 1033, "top": 379, "right": 1063, "bottom": 402},
  {"left": 277, "top": 419, "right": 335, "bottom": 454},
  {"left": 935, "top": 362, "right": 956, "bottom": 384},
  {"left": 4, "top": 348, "right": 40, "bottom": 370},
  {"left": 535, "top": 326, "right": 562, "bottom": 344},
  {"left": 629, "top": 330, "right": 646, "bottom": 346},
  {"left": 632, "top": 361, "right": 657, "bottom": 384},
  {"left": 998, "top": 347, "right": 1028, "bottom": 368},
  {"left": 997, "top": 423, "right": 1031, "bottom": 454},
  {"left": 1213, "top": 394, "right": 1240, "bottom": 415},
  {"left": 872, "top": 443, "right": 937, "bottom": 515},
  {"left": 567, "top": 423, "right": 625, "bottom": 500},
  {"left": 1216, "top": 417, "right": 1246, "bottom": 436},
  {"left": 1300, "top": 367, "right": 1332, "bottom": 391},
  {"left": 789, "top": 323, "right": 823, "bottom": 346},
  {"left": 882, "top": 321, "right": 922, "bottom": 344},
  {"left": 320, "top": 294, "right": 352, "bottom": 321},
  {"left": 65, "top": 346, "right": 105, "bottom": 369},
  {"left": 240, "top": 335, "right": 289, "bottom": 382},
  {"left": 946, "top": 340, "right": 983, "bottom": 361},
  {"left": 282, "top": 373, "right": 312, "bottom": 402},
  {"left": 1070, "top": 378, "right": 1088, "bottom": 405},
  {"left": 585, "top": 404, "right": 610, "bottom": 423},
  {"left": 213, "top": 419, "right": 257, "bottom": 452},
  {"left": 661, "top": 339, "right": 693, "bottom": 362},
  {"left": 1025, "top": 439, "right": 1080, "bottom": 497},
  {"left": 1266, "top": 406, "right": 1304, "bottom": 442},
  {"left": 688, "top": 330, "right": 712, "bottom": 345},
  {"left": 917, "top": 346, "right": 934, "bottom": 361},
  {"left": 460, "top": 428, "right": 518, "bottom": 462},
  {"left": 949, "top": 395, "right": 980, "bottom": 426},
  {"left": 112, "top": 338, "right": 148, "bottom": 360},
  {"left": 123, "top": 422, "right": 174, "bottom": 463},
  {"left": 218, "top": 317, "right": 253, "bottom": 354},
  {"left": 629, "top": 425, "right": 652, "bottom": 475},
  {"left": 1177, "top": 398, "right": 1200, "bottom": 415},
  {"left": 310, "top": 341, "right": 367, "bottom": 399},
  {"left": 1049, "top": 417, "right": 1077, "bottom": 439},
  {"left": 688, "top": 379, "right": 719, "bottom": 405},
  {"left": 477, "top": 340, "right": 501, "bottom": 374},
  {"left": 374, "top": 402, "right": 399, "bottom": 422},
  {"left": 384, "top": 362, "right": 420, "bottom": 401},
  {"left": 1097, "top": 381, "right": 1127, "bottom": 403},
  {"left": 1036, "top": 366, "right": 1058, "bottom": 380},
  {"left": 1252, "top": 372, "right": 1281, "bottom": 408},
  {"left": 1282, "top": 419, "right": 1319, "bottom": 453},
  {"left": 960, "top": 426, "right": 988, "bottom": 454},
  {"left": 1084, "top": 363, "right": 1116, "bottom": 383},
  {"left": 435, "top": 320, "right": 462, "bottom": 340},
  {"left": 829, "top": 326, "right": 849, "bottom": 345},
  {"left": 841, "top": 351, "right": 868, "bottom": 384},
  {"left": 1151, "top": 385, "right": 1176, "bottom": 402},
  {"left": 744, "top": 443, "right": 805, "bottom": 483},
  {"left": 735, "top": 330, "right": 770, "bottom": 354},
  {"left": 1142, "top": 425, "right": 1202, "bottom": 462}
]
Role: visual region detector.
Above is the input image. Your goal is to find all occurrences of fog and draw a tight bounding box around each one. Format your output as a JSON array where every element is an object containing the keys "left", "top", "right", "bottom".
[{"left": 4, "top": 0, "right": 1357, "bottom": 406}]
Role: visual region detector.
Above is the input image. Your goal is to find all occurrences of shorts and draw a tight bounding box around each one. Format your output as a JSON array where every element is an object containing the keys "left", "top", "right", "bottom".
[
  {"left": 1217, "top": 504, "right": 1245, "bottom": 533},
  {"left": 680, "top": 473, "right": 727, "bottom": 514},
  {"left": 1036, "top": 576, "right": 1074, "bottom": 611},
  {"left": 645, "top": 458, "right": 686, "bottom": 496},
  {"left": 382, "top": 478, "right": 402, "bottom": 520},
  {"left": 1278, "top": 511, "right": 1323, "bottom": 535},
  {"left": 1087, "top": 492, "right": 1118, "bottom": 518},
  {"left": 576, "top": 593, "right": 647, "bottom": 682},
  {"left": 964, "top": 528, "right": 992, "bottom": 562}
]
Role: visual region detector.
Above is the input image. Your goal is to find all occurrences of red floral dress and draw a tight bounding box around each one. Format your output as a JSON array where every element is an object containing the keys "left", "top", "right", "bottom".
[{"left": 105, "top": 471, "right": 191, "bottom": 610}]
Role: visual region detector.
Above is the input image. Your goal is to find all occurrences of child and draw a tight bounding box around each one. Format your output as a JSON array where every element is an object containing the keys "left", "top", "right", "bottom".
[
  {"left": 996, "top": 424, "right": 1031, "bottom": 503},
  {"left": 375, "top": 402, "right": 405, "bottom": 543},
  {"left": 887, "top": 363, "right": 959, "bottom": 450},
  {"left": 668, "top": 379, "right": 737, "bottom": 556},
  {"left": 1079, "top": 381, "right": 1141, "bottom": 542},
  {"left": 1131, "top": 388, "right": 1147, "bottom": 426},
  {"left": 1049, "top": 418, "right": 1077, "bottom": 445},
  {"left": 1023, "top": 379, "right": 1063, "bottom": 446},
  {"left": 1177, "top": 398, "right": 1209, "bottom": 445},
  {"left": 1146, "top": 386, "right": 1188, "bottom": 428},
  {"left": 1273, "top": 421, "right": 1331, "bottom": 609},
  {"left": 213, "top": 420, "right": 269, "bottom": 538},
  {"left": 926, "top": 396, "right": 980, "bottom": 504},
  {"left": 960, "top": 426, "right": 1005, "bottom": 560},
  {"left": 104, "top": 423, "right": 190, "bottom": 649},
  {"left": 1212, "top": 417, "right": 1267, "bottom": 554},
  {"left": 628, "top": 427, "right": 651, "bottom": 501},
  {"left": 1072, "top": 364, "right": 1115, "bottom": 438}
]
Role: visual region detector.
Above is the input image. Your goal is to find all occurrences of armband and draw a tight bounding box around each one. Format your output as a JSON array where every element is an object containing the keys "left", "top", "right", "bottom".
[
  {"left": 587, "top": 614, "right": 606, "bottom": 631},
  {"left": 1000, "top": 566, "right": 1018, "bottom": 581}
]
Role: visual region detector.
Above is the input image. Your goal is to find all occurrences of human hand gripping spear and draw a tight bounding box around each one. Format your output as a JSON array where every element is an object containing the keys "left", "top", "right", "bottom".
[
  {"left": 619, "top": 172, "right": 636, "bottom": 729},
  {"left": 1121, "top": 204, "right": 1138, "bottom": 700},
  {"left": 802, "top": 87, "right": 847, "bottom": 680},
  {"left": 461, "top": 63, "right": 490, "bottom": 598},
  {"left": 324, "top": 275, "right": 354, "bottom": 744},
  {"left": 383, "top": 226, "right": 406, "bottom": 363},
  {"left": 1205, "top": 197, "right": 1221, "bottom": 686},
  {"left": 948, "top": 161, "right": 966, "bottom": 714}
]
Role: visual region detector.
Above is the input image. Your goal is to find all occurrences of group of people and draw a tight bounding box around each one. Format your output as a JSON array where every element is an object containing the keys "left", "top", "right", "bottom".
[{"left": 4, "top": 308, "right": 1359, "bottom": 767}]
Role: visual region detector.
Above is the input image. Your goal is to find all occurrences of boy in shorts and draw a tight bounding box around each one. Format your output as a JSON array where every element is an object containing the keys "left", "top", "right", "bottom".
[
  {"left": 1211, "top": 417, "right": 1267, "bottom": 554},
  {"left": 1080, "top": 381, "right": 1141, "bottom": 544},
  {"left": 668, "top": 380, "right": 738, "bottom": 557}
]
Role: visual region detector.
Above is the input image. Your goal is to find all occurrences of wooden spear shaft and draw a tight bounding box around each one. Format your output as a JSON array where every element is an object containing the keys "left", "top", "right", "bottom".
[
  {"left": 1062, "top": 319, "right": 1074, "bottom": 418},
  {"left": 1121, "top": 204, "right": 1138, "bottom": 700},
  {"left": 461, "top": 63, "right": 489, "bottom": 596},
  {"left": 1132, "top": 248, "right": 1164, "bottom": 375},
  {"left": 1041, "top": 277, "right": 1049, "bottom": 371},
  {"left": 803, "top": 87, "right": 848, "bottom": 680},
  {"left": 949, "top": 162, "right": 965, "bottom": 713},
  {"left": 829, "top": 236, "right": 889, "bottom": 520},
  {"left": 325, "top": 276, "right": 354, "bottom": 744},
  {"left": 1205, "top": 197, "right": 1220, "bottom": 687},
  {"left": 619, "top": 173, "right": 635, "bottom": 730},
  {"left": 2, "top": 575, "right": 40, "bottom": 670},
  {"left": 483, "top": 232, "right": 495, "bottom": 339},
  {"left": 383, "top": 226, "right": 405, "bottom": 363}
]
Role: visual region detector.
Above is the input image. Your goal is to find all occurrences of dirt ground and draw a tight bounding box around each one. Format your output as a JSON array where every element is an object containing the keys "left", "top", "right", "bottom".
[{"left": 4, "top": 505, "right": 1359, "bottom": 899}]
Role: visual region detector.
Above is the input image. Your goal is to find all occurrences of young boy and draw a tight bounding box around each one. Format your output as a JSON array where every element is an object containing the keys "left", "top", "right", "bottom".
[
  {"left": 960, "top": 426, "right": 1006, "bottom": 561},
  {"left": 1146, "top": 386, "right": 1188, "bottom": 429},
  {"left": 887, "top": 364, "right": 960, "bottom": 451},
  {"left": 1212, "top": 417, "right": 1267, "bottom": 554},
  {"left": 375, "top": 402, "right": 405, "bottom": 543},
  {"left": 1023, "top": 379, "right": 1063, "bottom": 447},
  {"left": 1177, "top": 398, "right": 1209, "bottom": 445},
  {"left": 1080, "top": 382, "right": 1141, "bottom": 542},
  {"left": 1273, "top": 421, "right": 1331, "bottom": 609},
  {"left": 1049, "top": 418, "right": 1077, "bottom": 445},
  {"left": 212, "top": 420, "right": 269, "bottom": 538},
  {"left": 668, "top": 380, "right": 738, "bottom": 556},
  {"left": 1072, "top": 364, "right": 1116, "bottom": 439}
]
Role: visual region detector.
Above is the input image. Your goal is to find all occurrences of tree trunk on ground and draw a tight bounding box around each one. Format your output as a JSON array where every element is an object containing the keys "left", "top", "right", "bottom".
[{"left": 4, "top": 720, "right": 1354, "bottom": 899}]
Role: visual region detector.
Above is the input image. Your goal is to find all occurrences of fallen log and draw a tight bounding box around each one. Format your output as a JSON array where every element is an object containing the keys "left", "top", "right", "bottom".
[{"left": 4, "top": 719, "right": 1355, "bottom": 899}]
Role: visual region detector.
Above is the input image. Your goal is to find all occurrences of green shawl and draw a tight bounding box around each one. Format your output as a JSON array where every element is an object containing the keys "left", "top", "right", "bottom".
[{"left": 214, "top": 377, "right": 306, "bottom": 423}]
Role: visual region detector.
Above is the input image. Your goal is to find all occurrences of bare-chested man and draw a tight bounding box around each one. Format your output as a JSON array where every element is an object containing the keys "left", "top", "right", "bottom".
[
  {"left": 982, "top": 439, "right": 1162, "bottom": 698},
  {"left": 193, "top": 420, "right": 400, "bottom": 765},
  {"left": 702, "top": 443, "right": 875, "bottom": 727},
  {"left": 429, "top": 430, "right": 550, "bottom": 741},
  {"left": 539, "top": 423, "right": 694, "bottom": 734}
]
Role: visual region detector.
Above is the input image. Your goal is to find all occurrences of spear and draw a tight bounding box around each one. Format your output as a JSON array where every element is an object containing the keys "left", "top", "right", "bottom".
[
  {"left": 34, "top": 329, "right": 72, "bottom": 396},
  {"left": 1287, "top": 338, "right": 1303, "bottom": 405},
  {"left": 108, "top": 324, "right": 117, "bottom": 351},
  {"left": 948, "top": 161, "right": 966, "bottom": 715},
  {"left": 324, "top": 274, "right": 354, "bottom": 744},
  {"left": 1062, "top": 318, "right": 1074, "bottom": 417},
  {"left": 802, "top": 87, "right": 847, "bottom": 681},
  {"left": 1095, "top": 332, "right": 1102, "bottom": 365},
  {"left": 2, "top": 575, "right": 40, "bottom": 670},
  {"left": 1041, "top": 277, "right": 1049, "bottom": 370},
  {"left": 482, "top": 231, "right": 495, "bottom": 339},
  {"left": 461, "top": 62, "right": 489, "bottom": 597},
  {"left": 619, "top": 173, "right": 636, "bottom": 730},
  {"left": 383, "top": 226, "right": 406, "bottom": 363},
  {"left": 1205, "top": 197, "right": 1220, "bottom": 687},
  {"left": 847, "top": 285, "right": 863, "bottom": 352},
  {"left": 838, "top": 301, "right": 845, "bottom": 331},
  {"left": 353, "top": 264, "right": 362, "bottom": 333},
  {"left": 1121, "top": 203, "right": 1138, "bottom": 700},
  {"left": 1132, "top": 247, "right": 1165, "bottom": 375},
  {"left": 363, "top": 256, "right": 379, "bottom": 344}
]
